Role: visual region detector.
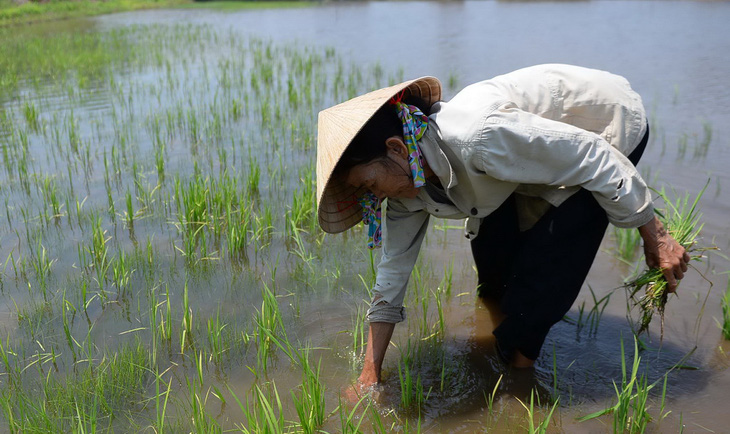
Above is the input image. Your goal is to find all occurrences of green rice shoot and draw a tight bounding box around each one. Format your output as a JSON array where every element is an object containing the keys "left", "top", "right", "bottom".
[
  {"left": 722, "top": 275, "right": 730, "bottom": 340},
  {"left": 626, "top": 183, "right": 709, "bottom": 337}
]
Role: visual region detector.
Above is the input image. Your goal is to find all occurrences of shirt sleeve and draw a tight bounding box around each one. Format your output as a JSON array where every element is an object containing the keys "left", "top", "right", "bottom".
[
  {"left": 366, "top": 199, "right": 430, "bottom": 323},
  {"left": 474, "top": 105, "right": 654, "bottom": 228}
]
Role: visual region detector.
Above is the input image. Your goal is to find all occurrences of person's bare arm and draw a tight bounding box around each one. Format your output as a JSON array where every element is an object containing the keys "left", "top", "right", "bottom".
[{"left": 638, "top": 215, "right": 690, "bottom": 292}]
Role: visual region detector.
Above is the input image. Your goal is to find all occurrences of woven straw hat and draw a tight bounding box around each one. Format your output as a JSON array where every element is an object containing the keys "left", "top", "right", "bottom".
[{"left": 316, "top": 77, "right": 442, "bottom": 234}]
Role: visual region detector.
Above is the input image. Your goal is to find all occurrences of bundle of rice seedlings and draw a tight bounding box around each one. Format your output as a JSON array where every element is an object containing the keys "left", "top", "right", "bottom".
[{"left": 626, "top": 183, "right": 709, "bottom": 337}]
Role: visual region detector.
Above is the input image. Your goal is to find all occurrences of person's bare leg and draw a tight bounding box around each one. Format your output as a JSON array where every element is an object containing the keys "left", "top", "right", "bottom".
[{"left": 512, "top": 350, "right": 535, "bottom": 368}]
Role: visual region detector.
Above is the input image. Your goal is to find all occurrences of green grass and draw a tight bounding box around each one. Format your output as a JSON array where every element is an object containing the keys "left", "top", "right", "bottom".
[
  {"left": 177, "top": 0, "right": 317, "bottom": 11},
  {"left": 0, "top": 0, "right": 191, "bottom": 27}
]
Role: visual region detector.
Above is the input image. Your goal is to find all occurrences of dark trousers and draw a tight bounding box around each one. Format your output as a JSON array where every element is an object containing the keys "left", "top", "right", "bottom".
[{"left": 471, "top": 128, "right": 649, "bottom": 361}]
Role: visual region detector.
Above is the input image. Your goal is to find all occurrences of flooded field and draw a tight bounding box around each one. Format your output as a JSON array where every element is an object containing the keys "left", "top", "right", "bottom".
[{"left": 1, "top": 1, "right": 729, "bottom": 432}]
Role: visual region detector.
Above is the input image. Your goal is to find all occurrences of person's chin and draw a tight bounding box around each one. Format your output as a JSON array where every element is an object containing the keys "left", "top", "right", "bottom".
[
  {"left": 390, "top": 188, "right": 419, "bottom": 200},
  {"left": 404, "top": 189, "right": 420, "bottom": 199}
]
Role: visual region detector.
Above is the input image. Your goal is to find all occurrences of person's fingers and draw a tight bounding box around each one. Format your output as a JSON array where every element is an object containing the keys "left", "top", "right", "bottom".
[
  {"left": 674, "top": 266, "right": 684, "bottom": 280},
  {"left": 680, "top": 260, "right": 688, "bottom": 273},
  {"left": 683, "top": 252, "right": 691, "bottom": 263},
  {"left": 664, "top": 268, "right": 678, "bottom": 293},
  {"left": 645, "top": 254, "right": 658, "bottom": 269}
]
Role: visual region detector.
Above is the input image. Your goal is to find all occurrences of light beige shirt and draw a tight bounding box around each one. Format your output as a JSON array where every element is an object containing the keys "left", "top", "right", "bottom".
[{"left": 367, "top": 64, "right": 653, "bottom": 324}]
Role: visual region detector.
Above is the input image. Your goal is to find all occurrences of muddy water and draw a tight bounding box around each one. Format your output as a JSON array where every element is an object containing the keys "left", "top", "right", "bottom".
[{"left": 1, "top": 1, "right": 729, "bottom": 432}]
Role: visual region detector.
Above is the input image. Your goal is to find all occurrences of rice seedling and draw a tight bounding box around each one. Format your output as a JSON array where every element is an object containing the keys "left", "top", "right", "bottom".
[
  {"left": 485, "top": 374, "right": 503, "bottom": 417},
  {"left": 626, "top": 184, "right": 709, "bottom": 336},
  {"left": 1, "top": 338, "right": 151, "bottom": 432},
  {"left": 61, "top": 293, "right": 79, "bottom": 361},
  {"left": 124, "top": 188, "right": 135, "bottom": 228},
  {"left": 40, "top": 177, "right": 63, "bottom": 222},
  {"left": 286, "top": 167, "right": 317, "bottom": 237},
  {"left": 578, "top": 337, "right": 657, "bottom": 433},
  {"left": 152, "top": 367, "right": 173, "bottom": 434},
  {"left": 254, "top": 282, "right": 286, "bottom": 374},
  {"left": 516, "top": 389, "right": 559, "bottom": 434},
  {"left": 252, "top": 204, "right": 274, "bottom": 250},
  {"left": 89, "top": 216, "right": 112, "bottom": 298},
  {"left": 157, "top": 284, "right": 173, "bottom": 348},
  {"left": 396, "top": 340, "right": 432, "bottom": 415},
  {"left": 337, "top": 392, "right": 372, "bottom": 433},
  {"left": 350, "top": 304, "right": 367, "bottom": 368},
  {"left": 184, "top": 372, "right": 222, "bottom": 434},
  {"left": 181, "top": 279, "right": 194, "bottom": 354},
  {"left": 30, "top": 237, "right": 55, "bottom": 301},
  {"left": 229, "top": 382, "right": 285, "bottom": 434},
  {"left": 289, "top": 224, "right": 317, "bottom": 285},
  {"left": 721, "top": 275, "right": 730, "bottom": 340},
  {"left": 433, "top": 286, "right": 446, "bottom": 340},
  {"left": 439, "top": 261, "right": 454, "bottom": 298},
  {"left": 613, "top": 226, "right": 642, "bottom": 264},
  {"left": 291, "top": 346, "right": 326, "bottom": 433},
  {"left": 206, "top": 308, "right": 228, "bottom": 365},
  {"left": 111, "top": 248, "right": 133, "bottom": 293},
  {"left": 567, "top": 286, "right": 611, "bottom": 337},
  {"left": 693, "top": 120, "right": 712, "bottom": 160},
  {"left": 226, "top": 202, "right": 250, "bottom": 261}
]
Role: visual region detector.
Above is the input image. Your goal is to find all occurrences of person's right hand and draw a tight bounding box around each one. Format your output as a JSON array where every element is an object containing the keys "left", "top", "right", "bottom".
[{"left": 342, "top": 372, "right": 382, "bottom": 405}]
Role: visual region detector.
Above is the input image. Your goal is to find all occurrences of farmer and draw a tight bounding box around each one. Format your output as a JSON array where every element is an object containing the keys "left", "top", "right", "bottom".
[{"left": 315, "top": 64, "right": 689, "bottom": 392}]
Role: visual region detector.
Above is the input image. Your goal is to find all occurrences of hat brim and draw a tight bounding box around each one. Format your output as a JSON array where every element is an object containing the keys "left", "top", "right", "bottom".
[{"left": 316, "top": 77, "right": 442, "bottom": 234}]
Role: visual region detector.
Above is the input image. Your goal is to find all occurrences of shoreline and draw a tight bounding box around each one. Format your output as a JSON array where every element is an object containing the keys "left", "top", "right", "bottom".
[{"left": 0, "top": 0, "right": 316, "bottom": 27}]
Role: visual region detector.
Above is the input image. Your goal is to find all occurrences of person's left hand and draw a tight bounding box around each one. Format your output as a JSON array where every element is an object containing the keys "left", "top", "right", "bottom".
[{"left": 638, "top": 216, "right": 690, "bottom": 292}]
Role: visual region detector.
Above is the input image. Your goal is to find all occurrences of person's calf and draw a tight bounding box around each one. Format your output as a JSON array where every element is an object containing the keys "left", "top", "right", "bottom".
[{"left": 511, "top": 350, "right": 535, "bottom": 368}]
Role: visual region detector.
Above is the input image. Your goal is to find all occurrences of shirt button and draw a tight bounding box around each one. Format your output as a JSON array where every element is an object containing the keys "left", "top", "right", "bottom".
[{"left": 470, "top": 207, "right": 478, "bottom": 215}]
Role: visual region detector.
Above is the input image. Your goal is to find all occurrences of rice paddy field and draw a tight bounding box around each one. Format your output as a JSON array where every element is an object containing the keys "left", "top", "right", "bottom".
[{"left": 1, "top": 1, "right": 730, "bottom": 432}]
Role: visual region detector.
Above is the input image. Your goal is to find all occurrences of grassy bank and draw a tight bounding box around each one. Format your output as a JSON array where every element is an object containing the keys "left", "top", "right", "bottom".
[
  {"left": 0, "top": 0, "right": 188, "bottom": 26},
  {"left": 178, "top": 1, "right": 317, "bottom": 11},
  {"left": 0, "top": 0, "right": 313, "bottom": 27}
]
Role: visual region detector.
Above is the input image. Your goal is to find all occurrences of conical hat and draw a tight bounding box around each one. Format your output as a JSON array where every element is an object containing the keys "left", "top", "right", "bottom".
[{"left": 316, "top": 77, "right": 441, "bottom": 234}]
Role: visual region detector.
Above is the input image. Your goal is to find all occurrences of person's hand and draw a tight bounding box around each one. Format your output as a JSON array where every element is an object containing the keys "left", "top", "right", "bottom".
[
  {"left": 639, "top": 216, "right": 690, "bottom": 293},
  {"left": 341, "top": 370, "right": 382, "bottom": 405}
]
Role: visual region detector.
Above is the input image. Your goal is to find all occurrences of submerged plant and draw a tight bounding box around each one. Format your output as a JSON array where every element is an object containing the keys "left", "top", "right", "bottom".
[
  {"left": 578, "top": 337, "right": 662, "bottom": 433},
  {"left": 722, "top": 275, "right": 730, "bottom": 340},
  {"left": 516, "top": 389, "right": 559, "bottom": 434},
  {"left": 626, "top": 184, "right": 709, "bottom": 336}
]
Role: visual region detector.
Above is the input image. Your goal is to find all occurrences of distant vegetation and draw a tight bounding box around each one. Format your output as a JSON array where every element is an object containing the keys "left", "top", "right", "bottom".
[
  {"left": 0, "top": 0, "right": 312, "bottom": 27},
  {"left": 0, "top": 0, "right": 187, "bottom": 26}
]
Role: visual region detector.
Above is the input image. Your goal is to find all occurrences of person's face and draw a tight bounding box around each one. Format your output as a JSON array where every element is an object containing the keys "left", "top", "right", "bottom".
[{"left": 345, "top": 137, "right": 419, "bottom": 200}]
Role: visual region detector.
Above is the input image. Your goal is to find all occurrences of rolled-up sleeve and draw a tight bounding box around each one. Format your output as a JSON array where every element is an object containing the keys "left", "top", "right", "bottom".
[
  {"left": 476, "top": 106, "right": 654, "bottom": 228},
  {"left": 366, "top": 199, "right": 430, "bottom": 323}
]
